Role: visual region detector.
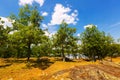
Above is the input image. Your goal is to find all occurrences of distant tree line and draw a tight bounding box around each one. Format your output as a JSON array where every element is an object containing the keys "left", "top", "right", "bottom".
[{"left": 0, "top": 5, "right": 120, "bottom": 62}]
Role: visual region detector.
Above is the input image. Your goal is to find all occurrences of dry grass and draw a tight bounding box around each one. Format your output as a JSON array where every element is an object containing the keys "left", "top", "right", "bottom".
[
  {"left": 45, "top": 60, "right": 98, "bottom": 74},
  {"left": 112, "top": 57, "right": 120, "bottom": 64},
  {"left": 0, "top": 57, "right": 120, "bottom": 80},
  {"left": 0, "top": 58, "right": 43, "bottom": 80}
]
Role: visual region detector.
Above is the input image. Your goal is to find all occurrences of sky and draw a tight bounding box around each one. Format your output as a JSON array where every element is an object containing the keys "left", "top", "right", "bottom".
[{"left": 0, "top": 0, "right": 120, "bottom": 40}]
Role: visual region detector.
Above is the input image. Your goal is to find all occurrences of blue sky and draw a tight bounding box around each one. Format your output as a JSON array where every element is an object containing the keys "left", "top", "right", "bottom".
[{"left": 0, "top": 0, "right": 120, "bottom": 40}]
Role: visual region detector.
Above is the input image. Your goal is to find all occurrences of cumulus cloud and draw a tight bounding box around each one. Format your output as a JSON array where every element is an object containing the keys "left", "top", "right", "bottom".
[
  {"left": 0, "top": 17, "right": 13, "bottom": 28},
  {"left": 19, "top": 0, "right": 33, "bottom": 5},
  {"left": 77, "top": 33, "right": 80, "bottom": 36},
  {"left": 34, "top": 0, "right": 44, "bottom": 7},
  {"left": 9, "top": 30, "right": 18, "bottom": 34},
  {"left": 84, "top": 24, "right": 93, "bottom": 29},
  {"left": 41, "top": 23, "right": 57, "bottom": 37},
  {"left": 42, "top": 23, "right": 48, "bottom": 28},
  {"left": 41, "top": 12, "right": 48, "bottom": 16},
  {"left": 49, "top": 4, "right": 79, "bottom": 25},
  {"left": 84, "top": 24, "right": 97, "bottom": 29},
  {"left": 19, "top": 0, "right": 45, "bottom": 7},
  {"left": 44, "top": 31, "right": 50, "bottom": 36},
  {"left": 44, "top": 30, "right": 56, "bottom": 38}
]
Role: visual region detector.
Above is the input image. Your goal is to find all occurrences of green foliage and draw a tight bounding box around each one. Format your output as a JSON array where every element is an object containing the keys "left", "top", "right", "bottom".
[
  {"left": 8, "top": 5, "right": 45, "bottom": 61},
  {"left": 0, "top": 5, "right": 120, "bottom": 61},
  {"left": 80, "top": 25, "right": 114, "bottom": 61},
  {"left": 32, "top": 35, "right": 52, "bottom": 58},
  {"left": 53, "top": 21, "right": 77, "bottom": 61},
  {"left": 0, "top": 18, "right": 11, "bottom": 58}
]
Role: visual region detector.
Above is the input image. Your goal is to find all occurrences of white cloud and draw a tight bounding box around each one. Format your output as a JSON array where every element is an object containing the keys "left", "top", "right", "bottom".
[
  {"left": 9, "top": 30, "right": 18, "bottom": 34},
  {"left": 77, "top": 40, "right": 81, "bottom": 45},
  {"left": 84, "top": 24, "right": 97, "bottom": 29},
  {"left": 84, "top": 24, "right": 93, "bottom": 29},
  {"left": 49, "top": 31, "right": 57, "bottom": 38},
  {"left": 19, "top": 0, "right": 45, "bottom": 7},
  {"left": 44, "top": 30, "right": 56, "bottom": 38},
  {"left": 77, "top": 33, "right": 80, "bottom": 36},
  {"left": 42, "top": 23, "right": 48, "bottom": 28},
  {"left": 41, "top": 12, "right": 48, "bottom": 16},
  {"left": 34, "top": 0, "right": 44, "bottom": 7},
  {"left": 44, "top": 31, "right": 50, "bottom": 36},
  {"left": 41, "top": 23, "right": 56, "bottom": 37},
  {"left": 0, "top": 17, "right": 13, "bottom": 28},
  {"left": 19, "top": 0, "right": 33, "bottom": 6},
  {"left": 49, "top": 4, "right": 78, "bottom": 25}
]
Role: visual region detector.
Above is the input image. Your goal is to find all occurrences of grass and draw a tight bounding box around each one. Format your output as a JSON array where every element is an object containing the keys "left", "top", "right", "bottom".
[{"left": 0, "top": 57, "right": 120, "bottom": 80}]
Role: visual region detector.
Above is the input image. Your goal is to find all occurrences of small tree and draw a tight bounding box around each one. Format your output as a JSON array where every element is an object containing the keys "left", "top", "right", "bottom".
[{"left": 108, "top": 43, "right": 119, "bottom": 62}]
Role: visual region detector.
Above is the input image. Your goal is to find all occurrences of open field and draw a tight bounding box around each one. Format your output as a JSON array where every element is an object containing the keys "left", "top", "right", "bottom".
[{"left": 0, "top": 57, "right": 120, "bottom": 80}]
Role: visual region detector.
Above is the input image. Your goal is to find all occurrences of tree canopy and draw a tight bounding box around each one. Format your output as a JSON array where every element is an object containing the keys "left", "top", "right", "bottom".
[{"left": 0, "top": 5, "right": 120, "bottom": 62}]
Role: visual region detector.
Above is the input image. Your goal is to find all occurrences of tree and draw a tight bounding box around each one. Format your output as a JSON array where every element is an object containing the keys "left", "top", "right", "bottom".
[
  {"left": 0, "top": 18, "right": 11, "bottom": 57},
  {"left": 68, "top": 37, "right": 78, "bottom": 59},
  {"left": 117, "top": 38, "right": 120, "bottom": 56},
  {"left": 108, "top": 43, "right": 119, "bottom": 62},
  {"left": 54, "top": 21, "right": 76, "bottom": 61},
  {"left": 32, "top": 35, "right": 51, "bottom": 58},
  {"left": 9, "top": 5, "right": 45, "bottom": 61},
  {"left": 80, "top": 24, "right": 114, "bottom": 61}
]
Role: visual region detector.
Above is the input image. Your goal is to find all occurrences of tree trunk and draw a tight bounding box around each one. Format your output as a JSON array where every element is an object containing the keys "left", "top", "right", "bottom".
[
  {"left": 92, "top": 52, "right": 96, "bottom": 62},
  {"left": 110, "top": 54, "right": 112, "bottom": 62},
  {"left": 98, "top": 55, "right": 102, "bottom": 61},
  {"left": 61, "top": 45, "right": 65, "bottom": 62},
  {"left": 27, "top": 42, "right": 31, "bottom": 62},
  {"left": 68, "top": 53, "right": 70, "bottom": 57},
  {"left": 17, "top": 48, "right": 20, "bottom": 58},
  {"left": 98, "top": 53, "right": 102, "bottom": 61},
  {"left": 78, "top": 53, "right": 80, "bottom": 59}
]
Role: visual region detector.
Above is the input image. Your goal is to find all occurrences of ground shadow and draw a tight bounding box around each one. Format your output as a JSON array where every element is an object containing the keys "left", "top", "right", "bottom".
[
  {"left": 0, "top": 57, "right": 75, "bottom": 70},
  {"left": 0, "top": 58, "right": 26, "bottom": 68},
  {"left": 30, "top": 58, "right": 54, "bottom": 70},
  {"left": 4, "top": 58, "right": 27, "bottom": 63},
  {"left": 0, "top": 63, "right": 12, "bottom": 68},
  {"left": 1, "top": 58, "right": 54, "bottom": 70}
]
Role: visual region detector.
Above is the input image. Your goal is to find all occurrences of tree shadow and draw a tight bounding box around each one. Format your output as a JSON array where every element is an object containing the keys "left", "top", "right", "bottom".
[
  {"left": 0, "top": 63, "right": 12, "bottom": 68},
  {"left": 30, "top": 58, "right": 54, "bottom": 70},
  {"left": 4, "top": 58, "right": 27, "bottom": 63},
  {"left": 0, "top": 58, "right": 54, "bottom": 70},
  {"left": 0, "top": 58, "right": 26, "bottom": 68}
]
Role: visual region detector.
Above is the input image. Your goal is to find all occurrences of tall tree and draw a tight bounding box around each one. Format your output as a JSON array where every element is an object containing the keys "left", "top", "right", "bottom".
[
  {"left": 9, "top": 5, "right": 45, "bottom": 61},
  {"left": 54, "top": 21, "right": 76, "bottom": 61}
]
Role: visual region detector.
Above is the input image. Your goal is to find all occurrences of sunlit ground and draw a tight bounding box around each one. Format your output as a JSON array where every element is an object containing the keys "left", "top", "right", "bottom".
[{"left": 0, "top": 57, "right": 120, "bottom": 80}]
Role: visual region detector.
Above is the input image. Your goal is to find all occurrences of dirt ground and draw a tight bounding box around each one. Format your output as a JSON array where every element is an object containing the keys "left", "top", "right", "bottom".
[{"left": 0, "top": 57, "right": 120, "bottom": 80}]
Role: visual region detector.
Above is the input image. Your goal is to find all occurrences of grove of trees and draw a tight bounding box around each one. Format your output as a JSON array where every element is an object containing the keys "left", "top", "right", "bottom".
[{"left": 0, "top": 5, "right": 120, "bottom": 62}]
